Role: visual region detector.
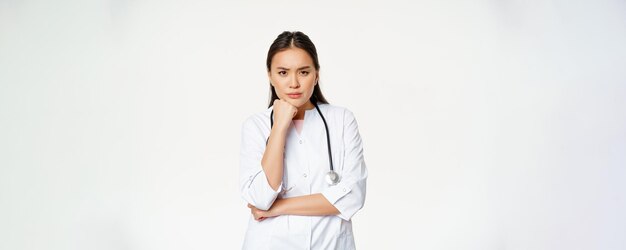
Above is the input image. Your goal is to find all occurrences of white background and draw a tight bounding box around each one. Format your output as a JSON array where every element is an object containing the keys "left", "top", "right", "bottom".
[{"left": 1, "top": 0, "right": 625, "bottom": 249}]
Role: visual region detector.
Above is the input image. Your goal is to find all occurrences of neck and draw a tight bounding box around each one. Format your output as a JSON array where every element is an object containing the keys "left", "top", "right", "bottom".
[{"left": 294, "top": 101, "right": 315, "bottom": 120}]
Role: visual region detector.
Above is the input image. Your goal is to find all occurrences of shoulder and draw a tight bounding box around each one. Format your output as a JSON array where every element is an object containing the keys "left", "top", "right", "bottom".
[
  {"left": 317, "top": 104, "right": 361, "bottom": 135},
  {"left": 318, "top": 103, "right": 358, "bottom": 123},
  {"left": 320, "top": 104, "right": 363, "bottom": 144},
  {"left": 241, "top": 107, "right": 272, "bottom": 132}
]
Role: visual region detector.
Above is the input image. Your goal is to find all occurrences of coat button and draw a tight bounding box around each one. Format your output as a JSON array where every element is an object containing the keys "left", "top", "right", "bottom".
[
  {"left": 303, "top": 173, "right": 307, "bottom": 178},
  {"left": 299, "top": 140, "right": 303, "bottom": 144}
]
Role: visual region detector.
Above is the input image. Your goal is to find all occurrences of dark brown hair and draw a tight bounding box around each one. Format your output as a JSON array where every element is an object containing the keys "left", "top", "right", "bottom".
[{"left": 266, "top": 31, "right": 329, "bottom": 108}]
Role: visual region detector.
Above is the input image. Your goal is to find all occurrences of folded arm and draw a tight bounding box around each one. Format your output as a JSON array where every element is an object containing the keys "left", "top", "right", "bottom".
[{"left": 248, "top": 193, "right": 339, "bottom": 221}]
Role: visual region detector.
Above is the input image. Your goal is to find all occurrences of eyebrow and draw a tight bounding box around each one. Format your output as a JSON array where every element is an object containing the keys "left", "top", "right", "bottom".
[{"left": 276, "top": 66, "right": 312, "bottom": 70}]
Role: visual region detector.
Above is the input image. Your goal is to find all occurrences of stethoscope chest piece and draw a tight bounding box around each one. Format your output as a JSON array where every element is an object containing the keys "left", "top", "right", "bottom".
[{"left": 325, "top": 170, "right": 340, "bottom": 185}]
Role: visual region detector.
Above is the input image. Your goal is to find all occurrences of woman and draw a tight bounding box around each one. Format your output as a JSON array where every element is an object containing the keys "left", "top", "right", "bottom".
[{"left": 239, "top": 31, "right": 368, "bottom": 250}]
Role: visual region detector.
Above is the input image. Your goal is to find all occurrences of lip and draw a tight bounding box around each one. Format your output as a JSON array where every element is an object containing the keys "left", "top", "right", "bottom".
[{"left": 287, "top": 93, "right": 302, "bottom": 99}]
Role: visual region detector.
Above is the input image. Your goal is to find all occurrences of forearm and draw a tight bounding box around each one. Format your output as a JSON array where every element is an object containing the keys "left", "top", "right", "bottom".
[
  {"left": 272, "top": 193, "right": 339, "bottom": 216},
  {"left": 261, "top": 124, "right": 289, "bottom": 191}
]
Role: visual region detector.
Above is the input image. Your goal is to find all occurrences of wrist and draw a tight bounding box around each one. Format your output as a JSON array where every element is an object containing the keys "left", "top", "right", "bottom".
[
  {"left": 272, "top": 123, "right": 290, "bottom": 135},
  {"left": 271, "top": 198, "right": 287, "bottom": 216}
]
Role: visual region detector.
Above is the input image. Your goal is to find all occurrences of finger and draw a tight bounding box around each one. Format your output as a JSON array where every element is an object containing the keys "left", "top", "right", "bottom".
[{"left": 247, "top": 204, "right": 252, "bottom": 208}]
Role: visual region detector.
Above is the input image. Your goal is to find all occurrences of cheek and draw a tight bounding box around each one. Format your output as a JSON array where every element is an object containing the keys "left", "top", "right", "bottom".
[
  {"left": 271, "top": 77, "right": 287, "bottom": 90},
  {"left": 304, "top": 78, "right": 317, "bottom": 92}
]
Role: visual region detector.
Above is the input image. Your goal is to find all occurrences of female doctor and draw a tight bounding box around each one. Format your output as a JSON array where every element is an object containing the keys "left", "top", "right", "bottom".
[{"left": 239, "top": 31, "right": 368, "bottom": 250}]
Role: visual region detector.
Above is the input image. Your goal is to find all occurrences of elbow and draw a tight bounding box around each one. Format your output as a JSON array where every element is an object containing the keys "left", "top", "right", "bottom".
[
  {"left": 240, "top": 169, "right": 283, "bottom": 210},
  {"left": 252, "top": 197, "right": 276, "bottom": 211},
  {"left": 335, "top": 187, "right": 367, "bottom": 221},
  {"left": 350, "top": 195, "right": 367, "bottom": 220},
  {"left": 241, "top": 188, "right": 279, "bottom": 211}
]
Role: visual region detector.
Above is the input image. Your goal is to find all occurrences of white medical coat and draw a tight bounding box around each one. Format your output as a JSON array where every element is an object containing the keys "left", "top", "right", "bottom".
[{"left": 239, "top": 103, "right": 368, "bottom": 250}]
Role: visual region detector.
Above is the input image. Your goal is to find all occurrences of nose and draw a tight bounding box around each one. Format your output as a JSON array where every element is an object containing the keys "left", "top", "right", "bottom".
[{"left": 289, "top": 74, "right": 300, "bottom": 88}]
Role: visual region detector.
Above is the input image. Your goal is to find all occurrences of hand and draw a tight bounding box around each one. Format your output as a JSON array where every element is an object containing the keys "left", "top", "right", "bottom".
[
  {"left": 272, "top": 99, "right": 297, "bottom": 129},
  {"left": 248, "top": 200, "right": 281, "bottom": 221}
]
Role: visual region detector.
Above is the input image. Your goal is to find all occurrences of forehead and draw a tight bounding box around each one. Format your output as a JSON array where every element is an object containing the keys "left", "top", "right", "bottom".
[{"left": 271, "top": 47, "right": 314, "bottom": 68}]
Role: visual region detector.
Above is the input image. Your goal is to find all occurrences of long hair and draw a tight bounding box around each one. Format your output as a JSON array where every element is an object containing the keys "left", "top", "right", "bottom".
[{"left": 266, "top": 31, "right": 329, "bottom": 108}]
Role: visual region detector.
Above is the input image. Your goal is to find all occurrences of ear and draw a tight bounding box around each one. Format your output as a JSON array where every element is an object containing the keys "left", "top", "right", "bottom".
[{"left": 315, "top": 71, "right": 320, "bottom": 85}]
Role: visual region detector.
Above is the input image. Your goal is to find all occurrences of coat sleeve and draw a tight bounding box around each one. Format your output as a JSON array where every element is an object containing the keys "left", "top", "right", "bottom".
[
  {"left": 239, "top": 116, "right": 283, "bottom": 211},
  {"left": 321, "top": 109, "right": 368, "bottom": 221}
]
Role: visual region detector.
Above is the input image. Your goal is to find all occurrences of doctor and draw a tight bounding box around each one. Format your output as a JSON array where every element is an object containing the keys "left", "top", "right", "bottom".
[{"left": 239, "top": 31, "right": 368, "bottom": 250}]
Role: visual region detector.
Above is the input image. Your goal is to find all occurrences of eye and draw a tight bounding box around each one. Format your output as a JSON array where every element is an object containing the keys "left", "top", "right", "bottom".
[
  {"left": 278, "top": 71, "right": 287, "bottom": 76},
  {"left": 300, "top": 71, "right": 309, "bottom": 76}
]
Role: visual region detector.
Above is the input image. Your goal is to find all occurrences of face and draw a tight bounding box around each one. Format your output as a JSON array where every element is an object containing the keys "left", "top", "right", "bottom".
[{"left": 268, "top": 47, "right": 318, "bottom": 108}]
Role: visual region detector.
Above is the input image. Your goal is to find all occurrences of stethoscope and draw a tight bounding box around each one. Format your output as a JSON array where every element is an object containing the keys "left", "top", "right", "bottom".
[{"left": 268, "top": 102, "right": 340, "bottom": 185}]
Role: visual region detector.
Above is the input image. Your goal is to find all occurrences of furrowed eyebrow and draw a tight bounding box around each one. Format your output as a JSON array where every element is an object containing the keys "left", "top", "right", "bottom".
[{"left": 275, "top": 66, "right": 312, "bottom": 71}]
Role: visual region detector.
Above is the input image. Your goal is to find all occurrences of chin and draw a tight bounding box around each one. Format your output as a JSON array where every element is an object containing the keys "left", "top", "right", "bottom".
[{"left": 284, "top": 99, "right": 303, "bottom": 107}]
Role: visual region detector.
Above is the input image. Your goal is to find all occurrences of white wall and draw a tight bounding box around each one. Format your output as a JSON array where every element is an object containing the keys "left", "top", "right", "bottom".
[{"left": 1, "top": 0, "right": 625, "bottom": 249}]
